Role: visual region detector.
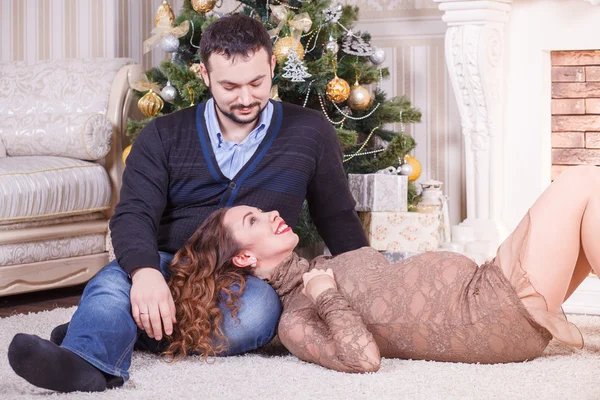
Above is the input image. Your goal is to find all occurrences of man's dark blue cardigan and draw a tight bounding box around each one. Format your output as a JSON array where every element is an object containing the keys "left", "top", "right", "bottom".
[{"left": 110, "top": 100, "right": 368, "bottom": 275}]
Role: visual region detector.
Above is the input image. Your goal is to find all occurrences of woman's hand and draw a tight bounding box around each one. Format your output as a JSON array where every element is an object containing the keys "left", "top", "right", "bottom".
[{"left": 302, "top": 268, "right": 337, "bottom": 304}]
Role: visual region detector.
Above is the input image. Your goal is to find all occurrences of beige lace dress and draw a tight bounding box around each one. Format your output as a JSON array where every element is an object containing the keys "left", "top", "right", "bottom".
[{"left": 269, "top": 240, "right": 583, "bottom": 373}]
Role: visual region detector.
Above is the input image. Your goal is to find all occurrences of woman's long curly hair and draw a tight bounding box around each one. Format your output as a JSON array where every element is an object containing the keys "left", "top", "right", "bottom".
[{"left": 163, "top": 207, "right": 249, "bottom": 360}]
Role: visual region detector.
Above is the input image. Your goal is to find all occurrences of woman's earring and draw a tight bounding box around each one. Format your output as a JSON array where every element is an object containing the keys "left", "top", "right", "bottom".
[{"left": 251, "top": 263, "right": 257, "bottom": 268}]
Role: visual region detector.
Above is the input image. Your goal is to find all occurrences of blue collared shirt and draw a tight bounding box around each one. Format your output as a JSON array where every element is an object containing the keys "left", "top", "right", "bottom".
[{"left": 204, "top": 98, "right": 273, "bottom": 179}]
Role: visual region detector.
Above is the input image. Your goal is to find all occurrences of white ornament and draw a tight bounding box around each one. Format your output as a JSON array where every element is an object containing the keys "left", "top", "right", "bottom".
[
  {"left": 324, "top": 35, "right": 339, "bottom": 54},
  {"left": 342, "top": 32, "right": 373, "bottom": 57},
  {"left": 161, "top": 81, "right": 177, "bottom": 102},
  {"left": 161, "top": 34, "right": 179, "bottom": 53},
  {"left": 398, "top": 162, "right": 413, "bottom": 176},
  {"left": 324, "top": 4, "right": 342, "bottom": 23},
  {"left": 369, "top": 46, "right": 386, "bottom": 65},
  {"left": 281, "top": 49, "right": 312, "bottom": 82}
]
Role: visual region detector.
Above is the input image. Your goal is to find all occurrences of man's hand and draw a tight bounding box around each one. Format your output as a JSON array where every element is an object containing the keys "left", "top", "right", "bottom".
[
  {"left": 302, "top": 268, "right": 337, "bottom": 304},
  {"left": 130, "top": 267, "right": 176, "bottom": 341}
]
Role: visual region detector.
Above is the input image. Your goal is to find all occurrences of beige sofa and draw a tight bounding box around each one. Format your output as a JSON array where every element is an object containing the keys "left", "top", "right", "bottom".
[{"left": 0, "top": 58, "right": 145, "bottom": 296}]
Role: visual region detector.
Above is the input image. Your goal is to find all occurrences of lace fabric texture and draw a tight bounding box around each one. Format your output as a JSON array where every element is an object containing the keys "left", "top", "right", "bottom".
[{"left": 270, "top": 247, "right": 560, "bottom": 372}]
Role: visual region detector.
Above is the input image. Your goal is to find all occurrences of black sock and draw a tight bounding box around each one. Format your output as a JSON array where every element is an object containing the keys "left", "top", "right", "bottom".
[
  {"left": 8, "top": 333, "right": 107, "bottom": 393},
  {"left": 103, "top": 372, "right": 125, "bottom": 389},
  {"left": 48, "top": 323, "right": 123, "bottom": 389},
  {"left": 50, "top": 322, "right": 69, "bottom": 346}
]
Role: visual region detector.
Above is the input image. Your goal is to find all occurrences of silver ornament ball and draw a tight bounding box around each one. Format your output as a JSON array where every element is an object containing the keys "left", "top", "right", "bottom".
[
  {"left": 324, "top": 40, "right": 339, "bottom": 54},
  {"left": 398, "top": 163, "right": 414, "bottom": 176},
  {"left": 161, "top": 82, "right": 177, "bottom": 102},
  {"left": 369, "top": 47, "right": 386, "bottom": 65},
  {"left": 161, "top": 34, "right": 180, "bottom": 53}
]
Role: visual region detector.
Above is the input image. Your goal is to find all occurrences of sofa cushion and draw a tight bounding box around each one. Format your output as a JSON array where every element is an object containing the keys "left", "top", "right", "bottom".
[
  {"left": 0, "top": 58, "right": 134, "bottom": 160},
  {"left": 0, "top": 113, "right": 113, "bottom": 160},
  {"left": 0, "top": 156, "right": 111, "bottom": 222},
  {"left": 0, "top": 58, "right": 133, "bottom": 116},
  {"left": 0, "top": 138, "right": 5, "bottom": 158}
]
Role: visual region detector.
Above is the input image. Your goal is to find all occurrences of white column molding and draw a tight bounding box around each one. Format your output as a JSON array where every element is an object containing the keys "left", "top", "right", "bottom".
[{"left": 435, "top": 0, "right": 511, "bottom": 262}]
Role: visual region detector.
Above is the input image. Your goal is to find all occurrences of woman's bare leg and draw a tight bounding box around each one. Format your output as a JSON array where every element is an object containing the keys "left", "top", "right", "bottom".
[
  {"left": 499, "top": 165, "right": 600, "bottom": 314},
  {"left": 564, "top": 247, "right": 592, "bottom": 302}
]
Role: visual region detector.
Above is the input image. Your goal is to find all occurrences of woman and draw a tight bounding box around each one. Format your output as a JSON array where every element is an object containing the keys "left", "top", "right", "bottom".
[{"left": 165, "top": 165, "right": 597, "bottom": 372}]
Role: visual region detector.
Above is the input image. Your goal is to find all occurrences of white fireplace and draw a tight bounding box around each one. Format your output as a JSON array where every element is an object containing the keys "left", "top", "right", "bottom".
[{"left": 435, "top": 0, "right": 600, "bottom": 314}]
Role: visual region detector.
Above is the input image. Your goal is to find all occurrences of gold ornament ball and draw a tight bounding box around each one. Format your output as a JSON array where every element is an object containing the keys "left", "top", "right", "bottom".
[
  {"left": 273, "top": 37, "right": 305, "bottom": 64},
  {"left": 122, "top": 144, "right": 132, "bottom": 166},
  {"left": 138, "top": 89, "right": 164, "bottom": 117},
  {"left": 155, "top": 1, "right": 175, "bottom": 26},
  {"left": 326, "top": 76, "right": 351, "bottom": 104},
  {"left": 191, "top": 0, "right": 217, "bottom": 14},
  {"left": 405, "top": 155, "right": 422, "bottom": 182},
  {"left": 348, "top": 83, "right": 371, "bottom": 110}
]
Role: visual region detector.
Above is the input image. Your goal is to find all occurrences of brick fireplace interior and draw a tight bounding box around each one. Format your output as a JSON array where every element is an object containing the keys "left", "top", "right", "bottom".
[{"left": 551, "top": 50, "right": 600, "bottom": 179}]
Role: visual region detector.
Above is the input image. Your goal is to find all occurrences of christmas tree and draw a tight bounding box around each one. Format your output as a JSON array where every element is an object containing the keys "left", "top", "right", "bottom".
[{"left": 127, "top": 0, "right": 422, "bottom": 246}]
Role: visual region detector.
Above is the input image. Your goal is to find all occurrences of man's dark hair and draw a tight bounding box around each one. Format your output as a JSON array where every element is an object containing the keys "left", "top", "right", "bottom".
[{"left": 199, "top": 14, "right": 273, "bottom": 71}]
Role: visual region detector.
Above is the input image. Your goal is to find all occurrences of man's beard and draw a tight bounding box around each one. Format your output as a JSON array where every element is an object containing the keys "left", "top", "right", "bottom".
[{"left": 214, "top": 98, "right": 265, "bottom": 125}]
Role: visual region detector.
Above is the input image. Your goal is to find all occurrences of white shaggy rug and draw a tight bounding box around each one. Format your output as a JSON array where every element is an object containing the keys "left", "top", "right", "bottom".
[{"left": 2, "top": 308, "right": 600, "bottom": 400}]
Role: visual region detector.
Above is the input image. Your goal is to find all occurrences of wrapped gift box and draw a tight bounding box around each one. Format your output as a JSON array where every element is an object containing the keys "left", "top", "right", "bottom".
[
  {"left": 348, "top": 173, "right": 408, "bottom": 212},
  {"left": 360, "top": 211, "right": 440, "bottom": 252}
]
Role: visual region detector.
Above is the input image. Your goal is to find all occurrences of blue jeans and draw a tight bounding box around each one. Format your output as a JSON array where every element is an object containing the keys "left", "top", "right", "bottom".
[{"left": 60, "top": 252, "right": 281, "bottom": 381}]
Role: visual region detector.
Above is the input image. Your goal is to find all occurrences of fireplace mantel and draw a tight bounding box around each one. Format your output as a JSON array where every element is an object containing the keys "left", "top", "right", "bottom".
[
  {"left": 435, "top": 0, "right": 600, "bottom": 313},
  {"left": 434, "top": 0, "right": 512, "bottom": 264},
  {"left": 434, "top": 0, "right": 600, "bottom": 247}
]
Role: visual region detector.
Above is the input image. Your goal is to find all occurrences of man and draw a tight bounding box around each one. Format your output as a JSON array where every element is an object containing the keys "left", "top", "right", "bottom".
[{"left": 8, "top": 14, "right": 367, "bottom": 392}]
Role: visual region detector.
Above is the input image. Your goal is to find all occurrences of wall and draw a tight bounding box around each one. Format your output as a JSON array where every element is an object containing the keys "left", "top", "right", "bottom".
[
  {"left": 1, "top": 0, "right": 116, "bottom": 62},
  {"left": 0, "top": 0, "right": 175, "bottom": 68},
  {"left": 0, "top": 0, "right": 464, "bottom": 224}
]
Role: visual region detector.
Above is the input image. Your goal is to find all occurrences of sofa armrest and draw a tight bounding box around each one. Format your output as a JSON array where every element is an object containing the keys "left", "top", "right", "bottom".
[{"left": 103, "top": 64, "right": 146, "bottom": 219}]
